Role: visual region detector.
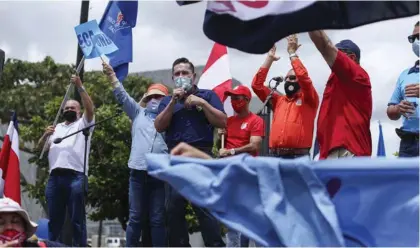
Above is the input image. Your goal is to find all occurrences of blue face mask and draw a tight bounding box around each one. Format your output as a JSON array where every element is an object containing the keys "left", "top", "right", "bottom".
[
  {"left": 146, "top": 98, "right": 161, "bottom": 114},
  {"left": 174, "top": 77, "right": 193, "bottom": 92}
]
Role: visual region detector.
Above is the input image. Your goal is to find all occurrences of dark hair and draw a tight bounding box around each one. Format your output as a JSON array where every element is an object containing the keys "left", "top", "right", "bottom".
[
  {"left": 172, "top": 57, "right": 195, "bottom": 74},
  {"left": 415, "top": 21, "right": 419, "bottom": 27}
]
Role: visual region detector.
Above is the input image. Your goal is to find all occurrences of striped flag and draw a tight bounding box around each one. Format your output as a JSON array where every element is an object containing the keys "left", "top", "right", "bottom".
[
  {"left": 0, "top": 112, "right": 21, "bottom": 204},
  {"left": 177, "top": 1, "right": 419, "bottom": 54},
  {"left": 199, "top": 43, "right": 233, "bottom": 116}
]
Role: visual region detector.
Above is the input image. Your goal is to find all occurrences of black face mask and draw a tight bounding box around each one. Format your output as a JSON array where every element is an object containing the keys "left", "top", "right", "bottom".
[
  {"left": 62, "top": 110, "right": 78, "bottom": 123},
  {"left": 284, "top": 81, "right": 300, "bottom": 97}
]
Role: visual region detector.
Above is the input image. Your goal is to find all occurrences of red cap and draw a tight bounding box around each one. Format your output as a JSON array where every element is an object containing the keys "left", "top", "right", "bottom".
[{"left": 225, "top": 85, "right": 252, "bottom": 99}]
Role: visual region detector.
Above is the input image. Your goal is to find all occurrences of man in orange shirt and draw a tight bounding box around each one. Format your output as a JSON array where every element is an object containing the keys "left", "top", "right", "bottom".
[{"left": 251, "top": 35, "right": 319, "bottom": 158}]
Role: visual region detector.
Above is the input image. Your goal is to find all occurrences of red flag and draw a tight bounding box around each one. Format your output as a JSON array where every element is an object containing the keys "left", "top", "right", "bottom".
[
  {"left": 199, "top": 43, "right": 233, "bottom": 116},
  {"left": 0, "top": 113, "right": 21, "bottom": 204}
]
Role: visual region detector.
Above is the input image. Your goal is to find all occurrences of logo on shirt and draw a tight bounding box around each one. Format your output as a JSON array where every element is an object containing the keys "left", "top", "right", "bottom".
[
  {"left": 241, "top": 122, "right": 248, "bottom": 129},
  {"left": 296, "top": 98, "right": 302, "bottom": 106}
]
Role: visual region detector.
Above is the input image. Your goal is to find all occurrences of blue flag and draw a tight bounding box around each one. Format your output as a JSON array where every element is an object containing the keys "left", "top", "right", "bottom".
[
  {"left": 74, "top": 20, "right": 118, "bottom": 59},
  {"left": 99, "top": 0, "right": 138, "bottom": 82},
  {"left": 146, "top": 154, "right": 419, "bottom": 247},
  {"left": 177, "top": 1, "right": 419, "bottom": 54},
  {"left": 313, "top": 137, "right": 320, "bottom": 159},
  {"left": 377, "top": 121, "right": 386, "bottom": 157}
]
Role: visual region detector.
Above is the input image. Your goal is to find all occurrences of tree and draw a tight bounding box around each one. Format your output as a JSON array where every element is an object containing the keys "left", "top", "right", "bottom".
[{"left": 0, "top": 57, "right": 203, "bottom": 232}]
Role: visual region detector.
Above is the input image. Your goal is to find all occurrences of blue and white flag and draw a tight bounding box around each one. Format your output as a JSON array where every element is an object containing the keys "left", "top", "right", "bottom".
[
  {"left": 146, "top": 154, "right": 419, "bottom": 247},
  {"left": 177, "top": 1, "right": 419, "bottom": 54},
  {"left": 99, "top": 0, "right": 138, "bottom": 82},
  {"left": 377, "top": 121, "right": 386, "bottom": 157},
  {"left": 74, "top": 20, "right": 118, "bottom": 59}
]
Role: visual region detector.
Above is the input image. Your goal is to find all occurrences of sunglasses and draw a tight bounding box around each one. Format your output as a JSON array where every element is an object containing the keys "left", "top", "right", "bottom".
[
  {"left": 285, "top": 75, "right": 296, "bottom": 81},
  {"left": 408, "top": 33, "right": 419, "bottom": 43}
]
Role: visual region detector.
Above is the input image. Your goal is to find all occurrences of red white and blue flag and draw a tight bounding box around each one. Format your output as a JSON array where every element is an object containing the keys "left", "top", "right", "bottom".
[
  {"left": 0, "top": 112, "right": 21, "bottom": 204},
  {"left": 177, "top": 1, "right": 419, "bottom": 54}
]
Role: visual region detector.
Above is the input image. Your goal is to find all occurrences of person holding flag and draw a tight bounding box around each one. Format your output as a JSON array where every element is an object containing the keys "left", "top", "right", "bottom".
[
  {"left": 251, "top": 35, "right": 319, "bottom": 158},
  {"left": 102, "top": 61, "right": 169, "bottom": 247},
  {"left": 36, "top": 75, "right": 95, "bottom": 247},
  {"left": 155, "top": 57, "right": 226, "bottom": 247}
]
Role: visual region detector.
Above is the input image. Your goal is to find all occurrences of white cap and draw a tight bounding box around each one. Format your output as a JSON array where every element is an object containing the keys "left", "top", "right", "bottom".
[{"left": 0, "top": 198, "right": 37, "bottom": 237}]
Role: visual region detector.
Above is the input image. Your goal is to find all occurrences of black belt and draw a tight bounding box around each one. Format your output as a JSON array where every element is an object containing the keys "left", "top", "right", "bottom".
[
  {"left": 50, "top": 168, "right": 81, "bottom": 176},
  {"left": 395, "top": 128, "right": 419, "bottom": 141}
]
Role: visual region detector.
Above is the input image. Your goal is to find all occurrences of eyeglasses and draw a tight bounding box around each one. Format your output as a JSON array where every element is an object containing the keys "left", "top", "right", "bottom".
[
  {"left": 285, "top": 75, "right": 296, "bottom": 81},
  {"left": 408, "top": 33, "right": 419, "bottom": 43}
]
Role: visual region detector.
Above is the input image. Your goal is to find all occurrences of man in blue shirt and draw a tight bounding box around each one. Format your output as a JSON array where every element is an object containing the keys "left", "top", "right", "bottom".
[
  {"left": 103, "top": 62, "right": 169, "bottom": 247},
  {"left": 387, "top": 21, "right": 419, "bottom": 157},
  {"left": 155, "top": 57, "right": 227, "bottom": 247}
]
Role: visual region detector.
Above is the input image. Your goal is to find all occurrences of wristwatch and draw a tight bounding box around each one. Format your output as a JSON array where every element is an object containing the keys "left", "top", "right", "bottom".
[
  {"left": 230, "top": 148, "right": 236, "bottom": 155},
  {"left": 77, "top": 86, "right": 86, "bottom": 93},
  {"left": 289, "top": 53, "right": 298, "bottom": 59}
]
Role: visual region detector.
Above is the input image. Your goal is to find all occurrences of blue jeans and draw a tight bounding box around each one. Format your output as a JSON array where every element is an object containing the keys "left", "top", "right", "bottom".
[
  {"left": 166, "top": 187, "right": 225, "bottom": 247},
  {"left": 126, "top": 169, "right": 166, "bottom": 247},
  {"left": 399, "top": 137, "right": 419, "bottom": 157},
  {"left": 46, "top": 169, "right": 87, "bottom": 247}
]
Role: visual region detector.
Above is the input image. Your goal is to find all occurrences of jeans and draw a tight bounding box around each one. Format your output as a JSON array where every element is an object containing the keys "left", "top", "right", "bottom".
[
  {"left": 126, "top": 169, "right": 166, "bottom": 247},
  {"left": 166, "top": 187, "right": 225, "bottom": 247},
  {"left": 226, "top": 230, "right": 250, "bottom": 247},
  {"left": 399, "top": 137, "right": 419, "bottom": 157},
  {"left": 46, "top": 169, "right": 87, "bottom": 247}
]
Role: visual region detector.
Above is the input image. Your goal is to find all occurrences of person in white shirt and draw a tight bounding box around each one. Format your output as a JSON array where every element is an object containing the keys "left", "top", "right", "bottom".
[{"left": 37, "top": 75, "right": 95, "bottom": 247}]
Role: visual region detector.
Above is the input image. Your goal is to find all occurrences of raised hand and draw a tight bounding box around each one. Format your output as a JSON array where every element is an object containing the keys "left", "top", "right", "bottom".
[
  {"left": 267, "top": 45, "right": 280, "bottom": 61},
  {"left": 287, "top": 34, "right": 302, "bottom": 55},
  {"left": 102, "top": 62, "right": 118, "bottom": 83},
  {"left": 70, "top": 75, "right": 83, "bottom": 87}
]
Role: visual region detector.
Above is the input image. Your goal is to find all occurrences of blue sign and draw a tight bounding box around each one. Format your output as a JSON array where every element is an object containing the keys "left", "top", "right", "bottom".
[{"left": 74, "top": 20, "right": 118, "bottom": 59}]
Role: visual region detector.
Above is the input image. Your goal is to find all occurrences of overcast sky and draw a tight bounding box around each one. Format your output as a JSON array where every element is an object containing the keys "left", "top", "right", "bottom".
[{"left": 0, "top": 1, "right": 418, "bottom": 158}]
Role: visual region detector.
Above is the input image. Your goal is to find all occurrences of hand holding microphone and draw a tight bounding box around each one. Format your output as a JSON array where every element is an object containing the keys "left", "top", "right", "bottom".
[{"left": 270, "top": 76, "right": 284, "bottom": 89}]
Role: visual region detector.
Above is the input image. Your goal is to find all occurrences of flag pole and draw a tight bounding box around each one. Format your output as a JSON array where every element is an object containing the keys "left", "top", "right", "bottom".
[{"left": 39, "top": 57, "right": 85, "bottom": 159}]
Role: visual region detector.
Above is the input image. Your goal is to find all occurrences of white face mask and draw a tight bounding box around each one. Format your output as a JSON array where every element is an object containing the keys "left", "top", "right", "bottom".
[{"left": 412, "top": 39, "right": 419, "bottom": 57}]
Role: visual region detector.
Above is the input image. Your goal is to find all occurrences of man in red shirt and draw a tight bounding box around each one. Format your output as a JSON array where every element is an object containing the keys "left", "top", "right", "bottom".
[
  {"left": 218, "top": 85, "right": 263, "bottom": 247},
  {"left": 309, "top": 31, "right": 372, "bottom": 159},
  {"left": 219, "top": 85, "right": 264, "bottom": 157}
]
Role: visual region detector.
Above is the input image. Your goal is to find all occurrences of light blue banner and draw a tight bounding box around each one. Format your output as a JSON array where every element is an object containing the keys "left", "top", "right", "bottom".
[
  {"left": 74, "top": 20, "right": 118, "bottom": 59},
  {"left": 145, "top": 154, "right": 419, "bottom": 247}
]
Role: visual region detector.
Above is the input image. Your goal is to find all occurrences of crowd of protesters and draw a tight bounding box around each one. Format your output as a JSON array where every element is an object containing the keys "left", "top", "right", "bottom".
[{"left": 14, "top": 22, "right": 417, "bottom": 247}]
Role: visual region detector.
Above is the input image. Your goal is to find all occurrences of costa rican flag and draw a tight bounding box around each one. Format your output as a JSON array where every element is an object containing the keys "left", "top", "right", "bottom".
[
  {"left": 199, "top": 43, "right": 234, "bottom": 116},
  {"left": 178, "top": 1, "right": 419, "bottom": 54},
  {"left": 0, "top": 112, "right": 21, "bottom": 204}
]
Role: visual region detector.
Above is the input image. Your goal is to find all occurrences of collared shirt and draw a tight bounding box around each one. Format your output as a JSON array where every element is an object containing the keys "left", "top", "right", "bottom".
[
  {"left": 317, "top": 51, "right": 372, "bottom": 160},
  {"left": 388, "top": 61, "right": 419, "bottom": 133},
  {"left": 157, "top": 88, "right": 225, "bottom": 149},
  {"left": 113, "top": 84, "right": 168, "bottom": 171},
  {"left": 225, "top": 112, "right": 264, "bottom": 156},
  {"left": 251, "top": 58, "right": 319, "bottom": 149},
  {"left": 48, "top": 114, "right": 95, "bottom": 175}
]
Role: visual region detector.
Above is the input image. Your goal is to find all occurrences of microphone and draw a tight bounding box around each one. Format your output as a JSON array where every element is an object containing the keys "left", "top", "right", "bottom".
[
  {"left": 53, "top": 138, "right": 63, "bottom": 144},
  {"left": 272, "top": 76, "right": 284, "bottom": 82}
]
